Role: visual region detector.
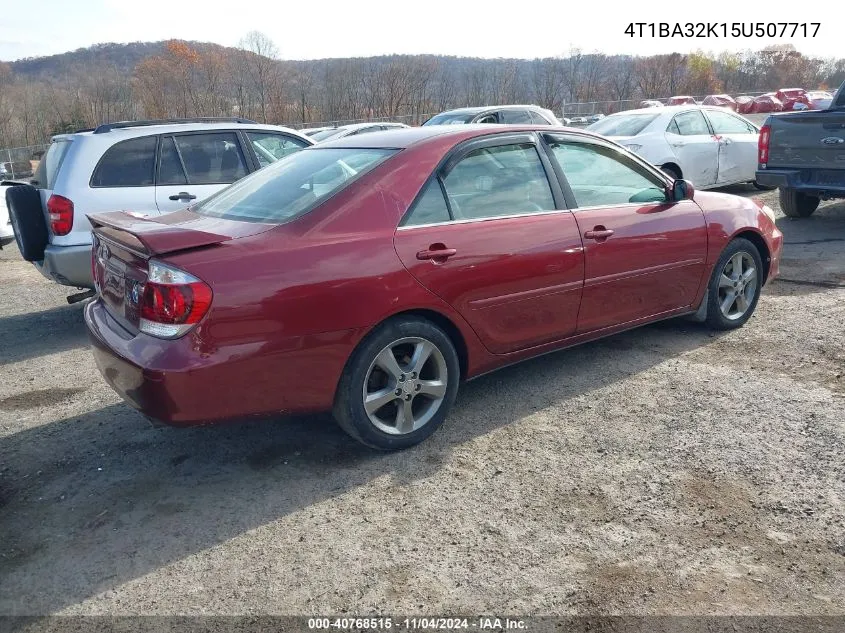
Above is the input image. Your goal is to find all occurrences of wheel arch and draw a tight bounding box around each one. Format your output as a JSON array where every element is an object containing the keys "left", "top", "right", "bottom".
[
  {"left": 733, "top": 229, "right": 771, "bottom": 284},
  {"left": 382, "top": 308, "right": 470, "bottom": 381},
  {"left": 660, "top": 162, "right": 683, "bottom": 179}
]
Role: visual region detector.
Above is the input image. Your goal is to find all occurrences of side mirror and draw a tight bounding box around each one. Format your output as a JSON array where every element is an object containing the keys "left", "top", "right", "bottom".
[{"left": 671, "top": 178, "right": 695, "bottom": 201}]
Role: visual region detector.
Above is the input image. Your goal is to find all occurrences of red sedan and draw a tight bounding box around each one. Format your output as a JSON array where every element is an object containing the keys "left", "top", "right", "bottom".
[{"left": 85, "top": 126, "right": 783, "bottom": 449}]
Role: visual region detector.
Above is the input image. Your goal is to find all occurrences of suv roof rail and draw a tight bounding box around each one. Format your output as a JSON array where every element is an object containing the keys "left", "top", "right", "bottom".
[{"left": 92, "top": 117, "right": 259, "bottom": 134}]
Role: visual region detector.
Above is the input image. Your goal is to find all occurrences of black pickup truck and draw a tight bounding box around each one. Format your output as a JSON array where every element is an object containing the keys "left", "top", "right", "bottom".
[{"left": 756, "top": 80, "right": 845, "bottom": 217}]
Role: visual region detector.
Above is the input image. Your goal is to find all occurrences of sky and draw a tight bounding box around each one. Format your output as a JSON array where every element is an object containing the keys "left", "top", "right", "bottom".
[{"left": 0, "top": 0, "right": 839, "bottom": 62}]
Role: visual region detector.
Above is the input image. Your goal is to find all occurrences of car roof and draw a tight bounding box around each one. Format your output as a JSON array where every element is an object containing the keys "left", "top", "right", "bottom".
[
  {"left": 321, "top": 122, "right": 409, "bottom": 133},
  {"left": 605, "top": 104, "right": 740, "bottom": 117},
  {"left": 59, "top": 121, "right": 310, "bottom": 141},
  {"left": 315, "top": 123, "right": 587, "bottom": 150},
  {"left": 435, "top": 104, "right": 549, "bottom": 116}
]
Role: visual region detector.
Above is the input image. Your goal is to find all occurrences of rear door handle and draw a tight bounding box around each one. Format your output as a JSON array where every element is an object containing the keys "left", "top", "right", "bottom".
[
  {"left": 169, "top": 192, "right": 197, "bottom": 201},
  {"left": 416, "top": 246, "right": 457, "bottom": 261},
  {"left": 584, "top": 228, "right": 614, "bottom": 241}
]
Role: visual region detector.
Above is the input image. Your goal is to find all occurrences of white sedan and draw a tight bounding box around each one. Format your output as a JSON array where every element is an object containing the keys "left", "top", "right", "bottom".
[{"left": 587, "top": 105, "right": 770, "bottom": 190}]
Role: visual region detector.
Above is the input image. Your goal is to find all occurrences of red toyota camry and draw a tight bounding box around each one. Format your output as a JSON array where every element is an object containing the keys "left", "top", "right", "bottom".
[{"left": 85, "top": 125, "right": 783, "bottom": 449}]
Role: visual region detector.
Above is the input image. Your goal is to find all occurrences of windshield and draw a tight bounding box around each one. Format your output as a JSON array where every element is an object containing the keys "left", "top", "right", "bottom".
[
  {"left": 194, "top": 148, "right": 397, "bottom": 224},
  {"left": 422, "top": 112, "right": 476, "bottom": 126},
  {"left": 310, "top": 128, "right": 346, "bottom": 142},
  {"left": 588, "top": 113, "right": 659, "bottom": 137}
]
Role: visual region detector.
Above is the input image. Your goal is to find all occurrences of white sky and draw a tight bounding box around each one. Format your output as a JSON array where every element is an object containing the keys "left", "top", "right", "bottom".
[{"left": 0, "top": 0, "right": 839, "bottom": 62}]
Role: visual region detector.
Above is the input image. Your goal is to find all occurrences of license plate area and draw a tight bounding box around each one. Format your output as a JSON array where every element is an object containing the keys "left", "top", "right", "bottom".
[{"left": 102, "top": 263, "right": 125, "bottom": 310}]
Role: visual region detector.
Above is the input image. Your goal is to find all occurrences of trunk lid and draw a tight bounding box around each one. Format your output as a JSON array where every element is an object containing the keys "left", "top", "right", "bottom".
[{"left": 89, "top": 209, "right": 273, "bottom": 332}]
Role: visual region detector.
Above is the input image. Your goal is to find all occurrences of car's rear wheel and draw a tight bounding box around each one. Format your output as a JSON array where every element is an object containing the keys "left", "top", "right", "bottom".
[
  {"left": 704, "top": 238, "right": 763, "bottom": 330},
  {"left": 333, "top": 316, "right": 460, "bottom": 450},
  {"left": 5, "top": 183, "right": 48, "bottom": 261},
  {"left": 779, "top": 187, "right": 820, "bottom": 218}
]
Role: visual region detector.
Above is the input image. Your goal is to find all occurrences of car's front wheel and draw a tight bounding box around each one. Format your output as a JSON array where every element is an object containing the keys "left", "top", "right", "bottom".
[
  {"left": 704, "top": 238, "right": 764, "bottom": 330},
  {"left": 333, "top": 316, "right": 460, "bottom": 450}
]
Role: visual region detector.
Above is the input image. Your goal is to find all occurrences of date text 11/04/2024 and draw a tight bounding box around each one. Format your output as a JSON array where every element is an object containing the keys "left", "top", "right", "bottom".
[
  {"left": 624, "top": 22, "right": 820, "bottom": 38},
  {"left": 308, "top": 618, "right": 527, "bottom": 630}
]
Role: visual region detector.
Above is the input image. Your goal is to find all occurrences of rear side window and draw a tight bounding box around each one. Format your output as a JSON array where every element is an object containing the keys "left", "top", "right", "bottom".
[
  {"left": 441, "top": 143, "right": 555, "bottom": 220},
  {"left": 402, "top": 180, "right": 451, "bottom": 226},
  {"left": 172, "top": 133, "right": 248, "bottom": 185},
  {"left": 530, "top": 111, "right": 551, "bottom": 125},
  {"left": 91, "top": 136, "right": 157, "bottom": 187},
  {"left": 500, "top": 110, "right": 533, "bottom": 124},
  {"left": 34, "top": 139, "right": 72, "bottom": 189},
  {"left": 669, "top": 111, "right": 711, "bottom": 136},
  {"left": 195, "top": 148, "right": 396, "bottom": 224},
  {"left": 246, "top": 132, "right": 309, "bottom": 167}
]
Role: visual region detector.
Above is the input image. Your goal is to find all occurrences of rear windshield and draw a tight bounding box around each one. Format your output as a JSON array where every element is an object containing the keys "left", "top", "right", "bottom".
[
  {"left": 194, "top": 148, "right": 397, "bottom": 224},
  {"left": 422, "top": 113, "right": 476, "bottom": 126},
  {"left": 33, "top": 139, "right": 72, "bottom": 189},
  {"left": 588, "top": 114, "right": 659, "bottom": 137}
]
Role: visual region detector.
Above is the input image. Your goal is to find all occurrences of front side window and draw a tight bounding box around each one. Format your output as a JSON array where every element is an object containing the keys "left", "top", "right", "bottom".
[
  {"left": 441, "top": 143, "right": 555, "bottom": 220},
  {"left": 529, "top": 110, "right": 552, "bottom": 125},
  {"left": 91, "top": 136, "right": 157, "bottom": 187},
  {"left": 549, "top": 140, "right": 667, "bottom": 207},
  {"left": 669, "top": 110, "right": 711, "bottom": 136},
  {"left": 705, "top": 110, "right": 757, "bottom": 135},
  {"left": 247, "top": 132, "right": 309, "bottom": 168},
  {"left": 194, "top": 148, "right": 396, "bottom": 224}
]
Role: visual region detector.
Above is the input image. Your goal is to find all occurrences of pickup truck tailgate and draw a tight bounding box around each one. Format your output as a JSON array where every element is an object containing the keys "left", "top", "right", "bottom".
[{"left": 767, "top": 113, "right": 845, "bottom": 177}]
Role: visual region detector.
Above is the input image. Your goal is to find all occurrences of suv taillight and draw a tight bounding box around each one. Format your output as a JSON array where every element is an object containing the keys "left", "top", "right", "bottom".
[
  {"left": 758, "top": 125, "right": 771, "bottom": 165},
  {"left": 139, "top": 260, "right": 213, "bottom": 339},
  {"left": 47, "top": 194, "right": 74, "bottom": 236}
]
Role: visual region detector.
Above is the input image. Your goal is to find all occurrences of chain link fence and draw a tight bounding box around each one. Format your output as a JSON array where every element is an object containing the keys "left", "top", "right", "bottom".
[{"left": 0, "top": 144, "right": 50, "bottom": 181}]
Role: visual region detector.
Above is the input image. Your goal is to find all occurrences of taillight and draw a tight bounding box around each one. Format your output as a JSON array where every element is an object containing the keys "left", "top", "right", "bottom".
[
  {"left": 139, "top": 260, "right": 212, "bottom": 339},
  {"left": 47, "top": 194, "right": 74, "bottom": 236},
  {"left": 758, "top": 125, "right": 771, "bottom": 165}
]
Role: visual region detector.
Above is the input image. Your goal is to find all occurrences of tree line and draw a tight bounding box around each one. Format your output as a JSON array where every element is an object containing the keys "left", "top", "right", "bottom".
[{"left": 1, "top": 33, "right": 844, "bottom": 149}]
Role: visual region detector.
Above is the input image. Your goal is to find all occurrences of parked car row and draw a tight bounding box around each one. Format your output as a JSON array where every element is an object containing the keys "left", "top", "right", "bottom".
[{"left": 636, "top": 88, "right": 836, "bottom": 115}]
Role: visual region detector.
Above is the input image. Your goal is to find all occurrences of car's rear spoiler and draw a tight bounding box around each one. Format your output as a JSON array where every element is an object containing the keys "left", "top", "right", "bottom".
[{"left": 88, "top": 211, "right": 231, "bottom": 257}]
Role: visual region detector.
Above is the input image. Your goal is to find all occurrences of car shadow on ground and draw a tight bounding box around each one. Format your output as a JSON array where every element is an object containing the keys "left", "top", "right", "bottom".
[
  {"left": 0, "top": 302, "right": 88, "bottom": 366},
  {"left": 0, "top": 318, "right": 727, "bottom": 614}
]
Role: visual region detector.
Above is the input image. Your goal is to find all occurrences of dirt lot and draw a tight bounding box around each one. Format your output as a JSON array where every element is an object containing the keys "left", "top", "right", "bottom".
[{"left": 1, "top": 187, "right": 843, "bottom": 617}]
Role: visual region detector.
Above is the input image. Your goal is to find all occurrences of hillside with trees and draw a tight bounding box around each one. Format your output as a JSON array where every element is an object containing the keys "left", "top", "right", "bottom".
[{"left": 1, "top": 34, "right": 843, "bottom": 148}]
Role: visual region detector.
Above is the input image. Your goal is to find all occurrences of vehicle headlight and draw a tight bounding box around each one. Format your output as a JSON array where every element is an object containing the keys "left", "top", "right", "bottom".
[
  {"left": 760, "top": 204, "right": 777, "bottom": 222},
  {"left": 622, "top": 144, "right": 642, "bottom": 153}
]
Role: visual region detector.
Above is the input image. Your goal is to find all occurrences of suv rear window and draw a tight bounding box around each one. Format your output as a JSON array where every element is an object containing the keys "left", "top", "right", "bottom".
[
  {"left": 91, "top": 136, "right": 157, "bottom": 187},
  {"left": 33, "top": 139, "right": 72, "bottom": 189},
  {"left": 194, "top": 148, "right": 396, "bottom": 224}
]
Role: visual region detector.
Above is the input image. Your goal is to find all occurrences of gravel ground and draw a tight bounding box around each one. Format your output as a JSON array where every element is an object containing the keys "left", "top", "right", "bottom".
[{"left": 0, "top": 186, "right": 843, "bottom": 617}]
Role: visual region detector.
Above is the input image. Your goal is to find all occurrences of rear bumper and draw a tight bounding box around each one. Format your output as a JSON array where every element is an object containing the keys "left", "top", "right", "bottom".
[
  {"left": 84, "top": 298, "right": 362, "bottom": 426},
  {"left": 34, "top": 243, "right": 94, "bottom": 288},
  {"left": 755, "top": 168, "right": 845, "bottom": 198}
]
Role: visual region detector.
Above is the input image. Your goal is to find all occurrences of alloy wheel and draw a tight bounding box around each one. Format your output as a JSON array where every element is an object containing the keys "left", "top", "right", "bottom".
[
  {"left": 362, "top": 337, "right": 448, "bottom": 435},
  {"left": 717, "top": 251, "right": 758, "bottom": 320}
]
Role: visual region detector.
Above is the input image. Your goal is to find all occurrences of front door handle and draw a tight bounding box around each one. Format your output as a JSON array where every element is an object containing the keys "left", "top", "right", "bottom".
[
  {"left": 584, "top": 227, "right": 614, "bottom": 241},
  {"left": 417, "top": 245, "right": 457, "bottom": 262},
  {"left": 169, "top": 191, "right": 197, "bottom": 201}
]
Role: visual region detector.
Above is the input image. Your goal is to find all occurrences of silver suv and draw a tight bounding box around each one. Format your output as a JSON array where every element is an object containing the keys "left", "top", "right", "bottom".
[{"left": 5, "top": 118, "right": 312, "bottom": 292}]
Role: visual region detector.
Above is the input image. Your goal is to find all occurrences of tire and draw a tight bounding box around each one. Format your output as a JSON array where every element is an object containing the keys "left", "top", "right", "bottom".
[
  {"left": 333, "top": 316, "right": 460, "bottom": 450},
  {"left": 779, "top": 187, "right": 820, "bottom": 218},
  {"left": 752, "top": 181, "right": 776, "bottom": 191},
  {"left": 5, "top": 183, "right": 48, "bottom": 261},
  {"left": 704, "top": 238, "right": 764, "bottom": 330},
  {"left": 661, "top": 165, "right": 681, "bottom": 181}
]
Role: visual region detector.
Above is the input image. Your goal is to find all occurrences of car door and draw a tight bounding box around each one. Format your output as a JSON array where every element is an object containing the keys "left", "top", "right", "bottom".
[
  {"left": 89, "top": 135, "right": 159, "bottom": 219},
  {"left": 155, "top": 131, "right": 250, "bottom": 213},
  {"left": 665, "top": 110, "right": 719, "bottom": 187},
  {"left": 393, "top": 133, "right": 584, "bottom": 354},
  {"left": 703, "top": 109, "right": 760, "bottom": 185},
  {"left": 543, "top": 133, "right": 707, "bottom": 333}
]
